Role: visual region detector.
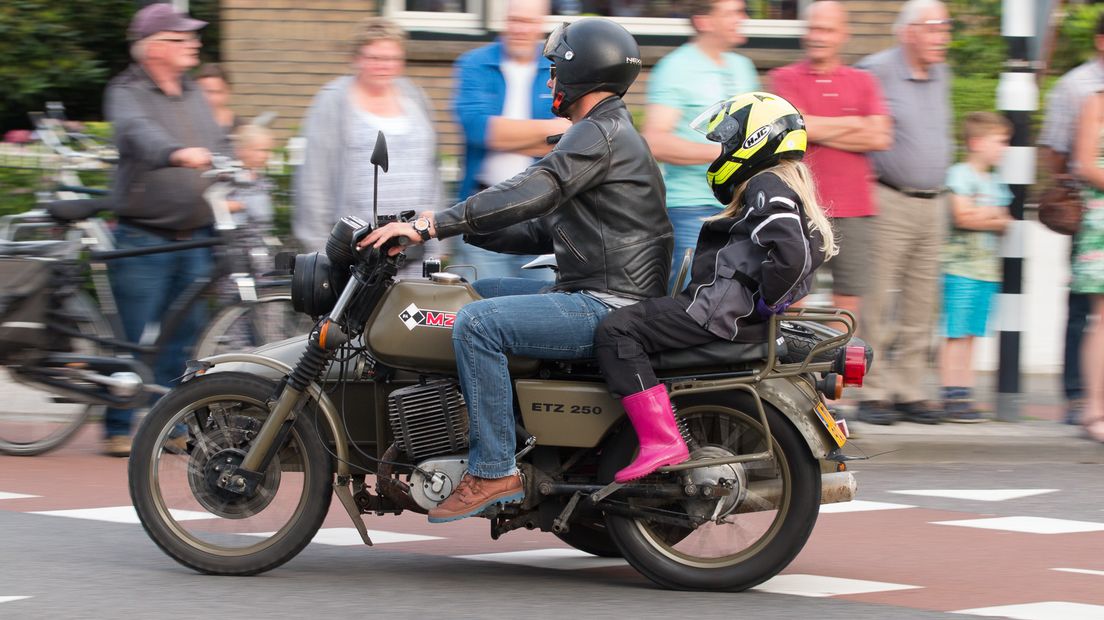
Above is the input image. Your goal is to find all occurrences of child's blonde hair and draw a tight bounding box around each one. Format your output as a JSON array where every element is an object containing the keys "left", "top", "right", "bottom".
[
  {"left": 232, "top": 123, "right": 274, "bottom": 148},
  {"left": 715, "top": 159, "right": 838, "bottom": 258},
  {"left": 961, "top": 111, "right": 1012, "bottom": 145}
]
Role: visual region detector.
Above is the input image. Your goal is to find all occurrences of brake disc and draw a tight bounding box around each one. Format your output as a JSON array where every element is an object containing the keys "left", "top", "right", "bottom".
[{"left": 186, "top": 417, "right": 282, "bottom": 520}]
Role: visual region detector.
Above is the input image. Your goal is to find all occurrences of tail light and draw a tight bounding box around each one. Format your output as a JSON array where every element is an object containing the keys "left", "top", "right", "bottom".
[{"left": 842, "top": 345, "right": 866, "bottom": 387}]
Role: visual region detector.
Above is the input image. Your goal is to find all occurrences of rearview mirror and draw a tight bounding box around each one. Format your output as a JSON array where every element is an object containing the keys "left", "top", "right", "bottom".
[{"left": 371, "top": 131, "right": 389, "bottom": 172}]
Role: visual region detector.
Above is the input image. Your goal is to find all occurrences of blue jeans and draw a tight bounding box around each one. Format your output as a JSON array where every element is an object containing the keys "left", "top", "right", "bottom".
[
  {"left": 454, "top": 278, "right": 611, "bottom": 478},
  {"left": 103, "top": 224, "right": 214, "bottom": 437},
  {"left": 667, "top": 206, "right": 718, "bottom": 293},
  {"left": 1065, "top": 291, "right": 1091, "bottom": 401}
]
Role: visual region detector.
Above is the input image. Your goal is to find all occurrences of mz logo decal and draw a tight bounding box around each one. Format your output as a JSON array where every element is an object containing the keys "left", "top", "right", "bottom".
[{"left": 399, "top": 302, "right": 457, "bottom": 331}]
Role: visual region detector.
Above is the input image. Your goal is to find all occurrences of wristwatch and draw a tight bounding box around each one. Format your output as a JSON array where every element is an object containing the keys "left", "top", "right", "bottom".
[{"left": 412, "top": 217, "right": 432, "bottom": 242}]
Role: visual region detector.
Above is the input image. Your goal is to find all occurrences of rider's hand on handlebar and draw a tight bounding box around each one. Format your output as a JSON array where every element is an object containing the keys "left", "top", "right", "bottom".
[
  {"left": 171, "top": 147, "right": 213, "bottom": 170},
  {"left": 357, "top": 221, "right": 421, "bottom": 256}
]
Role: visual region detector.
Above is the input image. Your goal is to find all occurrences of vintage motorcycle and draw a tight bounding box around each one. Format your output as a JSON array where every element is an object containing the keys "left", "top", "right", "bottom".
[{"left": 128, "top": 140, "right": 870, "bottom": 592}]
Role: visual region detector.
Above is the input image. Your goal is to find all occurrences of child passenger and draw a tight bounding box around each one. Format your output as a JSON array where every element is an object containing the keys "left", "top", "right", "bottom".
[
  {"left": 594, "top": 92, "right": 837, "bottom": 482},
  {"left": 939, "top": 112, "right": 1013, "bottom": 422}
]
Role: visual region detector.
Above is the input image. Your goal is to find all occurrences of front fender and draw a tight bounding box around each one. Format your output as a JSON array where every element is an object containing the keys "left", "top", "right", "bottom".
[
  {"left": 191, "top": 351, "right": 353, "bottom": 475},
  {"left": 201, "top": 336, "right": 363, "bottom": 382}
]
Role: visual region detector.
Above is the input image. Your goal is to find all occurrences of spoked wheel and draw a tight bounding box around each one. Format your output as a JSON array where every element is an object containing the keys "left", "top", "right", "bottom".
[
  {"left": 0, "top": 293, "right": 112, "bottom": 456},
  {"left": 128, "top": 372, "right": 332, "bottom": 575},
  {"left": 194, "top": 295, "right": 314, "bottom": 358},
  {"left": 600, "top": 392, "right": 820, "bottom": 591}
]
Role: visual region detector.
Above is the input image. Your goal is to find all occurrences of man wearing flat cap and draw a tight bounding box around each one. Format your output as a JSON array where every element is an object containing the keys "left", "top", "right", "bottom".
[{"left": 101, "top": 2, "right": 230, "bottom": 457}]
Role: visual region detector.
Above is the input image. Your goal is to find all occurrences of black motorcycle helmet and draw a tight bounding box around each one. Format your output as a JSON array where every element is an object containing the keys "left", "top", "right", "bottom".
[{"left": 543, "top": 18, "right": 642, "bottom": 118}]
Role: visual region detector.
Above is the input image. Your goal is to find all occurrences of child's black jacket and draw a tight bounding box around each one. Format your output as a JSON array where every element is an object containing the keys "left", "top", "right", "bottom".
[{"left": 678, "top": 171, "right": 827, "bottom": 342}]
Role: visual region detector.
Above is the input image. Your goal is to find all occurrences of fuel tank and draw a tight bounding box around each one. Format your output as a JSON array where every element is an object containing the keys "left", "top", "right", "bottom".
[{"left": 365, "top": 277, "right": 540, "bottom": 375}]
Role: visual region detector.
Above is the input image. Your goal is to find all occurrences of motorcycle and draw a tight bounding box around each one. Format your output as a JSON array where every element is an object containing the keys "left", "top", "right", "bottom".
[{"left": 128, "top": 137, "right": 870, "bottom": 591}]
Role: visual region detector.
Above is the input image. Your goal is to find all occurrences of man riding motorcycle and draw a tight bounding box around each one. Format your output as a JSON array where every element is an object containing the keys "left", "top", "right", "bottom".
[{"left": 362, "top": 17, "right": 674, "bottom": 522}]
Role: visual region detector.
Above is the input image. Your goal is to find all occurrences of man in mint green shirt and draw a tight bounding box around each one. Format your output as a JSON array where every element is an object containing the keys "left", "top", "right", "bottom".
[{"left": 643, "top": 0, "right": 759, "bottom": 291}]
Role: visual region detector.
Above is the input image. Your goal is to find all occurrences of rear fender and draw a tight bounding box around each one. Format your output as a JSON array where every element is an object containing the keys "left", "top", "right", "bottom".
[{"left": 753, "top": 376, "right": 837, "bottom": 459}]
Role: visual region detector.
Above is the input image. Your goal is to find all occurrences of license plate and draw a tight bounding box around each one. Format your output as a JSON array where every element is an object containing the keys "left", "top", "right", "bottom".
[{"left": 814, "top": 401, "right": 847, "bottom": 447}]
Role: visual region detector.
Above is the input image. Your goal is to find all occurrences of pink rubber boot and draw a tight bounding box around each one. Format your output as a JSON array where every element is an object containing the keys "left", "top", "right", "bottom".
[{"left": 614, "top": 384, "right": 690, "bottom": 483}]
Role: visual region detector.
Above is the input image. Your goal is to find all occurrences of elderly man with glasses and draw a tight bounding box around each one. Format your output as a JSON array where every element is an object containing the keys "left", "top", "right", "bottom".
[
  {"left": 852, "top": 0, "right": 954, "bottom": 426},
  {"left": 100, "top": 3, "right": 229, "bottom": 456}
]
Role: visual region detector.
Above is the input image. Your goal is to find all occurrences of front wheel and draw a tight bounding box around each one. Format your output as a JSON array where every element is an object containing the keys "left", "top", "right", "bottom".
[
  {"left": 0, "top": 293, "right": 113, "bottom": 456},
  {"left": 128, "top": 372, "right": 332, "bottom": 575},
  {"left": 600, "top": 392, "right": 820, "bottom": 591}
]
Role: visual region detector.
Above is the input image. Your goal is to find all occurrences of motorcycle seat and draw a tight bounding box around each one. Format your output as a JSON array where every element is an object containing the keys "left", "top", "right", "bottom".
[
  {"left": 649, "top": 338, "right": 782, "bottom": 371},
  {"left": 43, "top": 198, "right": 113, "bottom": 223}
]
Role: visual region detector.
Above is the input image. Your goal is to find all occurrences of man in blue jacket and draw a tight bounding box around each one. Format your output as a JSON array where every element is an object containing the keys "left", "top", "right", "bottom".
[{"left": 451, "top": 0, "right": 570, "bottom": 280}]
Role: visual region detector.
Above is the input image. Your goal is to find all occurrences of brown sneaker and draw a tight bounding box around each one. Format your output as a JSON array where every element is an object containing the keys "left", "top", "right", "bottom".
[
  {"left": 427, "top": 473, "right": 524, "bottom": 523},
  {"left": 102, "top": 435, "right": 131, "bottom": 458}
]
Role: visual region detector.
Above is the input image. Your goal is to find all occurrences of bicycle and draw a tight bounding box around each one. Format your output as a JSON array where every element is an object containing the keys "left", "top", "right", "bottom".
[{"left": 0, "top": 157, "right": 312, "bottom": 456}]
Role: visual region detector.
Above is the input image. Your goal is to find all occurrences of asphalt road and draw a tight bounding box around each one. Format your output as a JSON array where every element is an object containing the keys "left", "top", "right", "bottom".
[{"left": 2, "top": 432, "right": 1103, "bottom": 619}]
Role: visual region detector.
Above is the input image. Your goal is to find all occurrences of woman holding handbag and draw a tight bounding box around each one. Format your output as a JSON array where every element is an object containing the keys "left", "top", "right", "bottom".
[{"left": 1072, "top": 91, "right": 1104, "bottom": 442}]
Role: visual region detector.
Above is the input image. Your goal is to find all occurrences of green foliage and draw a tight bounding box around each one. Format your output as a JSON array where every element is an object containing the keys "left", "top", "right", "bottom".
[
  {"left": 1051, "top": 3, "right": 1104, "bottom": 75},
  {"left": 947, "top": 0, "right": 1005, "bottom": 78},
  {"left": 0, "top": 166, "right": 41, "bottom": 217},
  {"left": 0, "top": 1, "right": 221, "bottom": 132}
]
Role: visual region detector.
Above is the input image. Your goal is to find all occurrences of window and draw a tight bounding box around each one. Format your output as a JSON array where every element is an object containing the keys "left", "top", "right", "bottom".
[{"left": 386, "top": 0, "right": 809, "bottom": 38}]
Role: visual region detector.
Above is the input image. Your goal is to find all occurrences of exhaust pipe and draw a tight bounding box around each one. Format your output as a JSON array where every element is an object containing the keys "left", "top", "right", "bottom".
[{"left": 739, "top": 472, "right": 857, "bottom": 514}]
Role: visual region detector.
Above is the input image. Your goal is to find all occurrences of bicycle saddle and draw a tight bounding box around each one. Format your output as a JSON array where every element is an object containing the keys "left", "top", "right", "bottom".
[{"left": 42, "top": 198, "right": 113, "bottom": 223}]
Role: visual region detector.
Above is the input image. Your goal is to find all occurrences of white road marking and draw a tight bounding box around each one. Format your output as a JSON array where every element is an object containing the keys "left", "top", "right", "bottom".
[
  {"left": 0, "top": 597, "right": 31, "bottom": 604},
  {"left": 0, "top": 492, "right": 39, "bottom": 501},
  {"left": 819, "top": 500, "right": 914, "bottom": 513},
  {"left": 244, "top": 527, "right": 442, "bottom": 546},
  {"left": 29, "top": 506, "right": 216, "bottom": 524},
  {"left": 453, "top": 548, "right": 627, "bottom": 570},
  {"left": 954, "top": 601, "right": 1104, "bottom": 619},
  {"left": 932, "top": 516, "right": 1104, "bottom": 535},
  {"left": 891, "top": 489, "right": 1058, "bottom": 502},
  {"left": 752, "top": 574, "right": 922, "bottom": 597},
  {"left": 1052, "top": 568, "right": 1104, "bottom": 577}
]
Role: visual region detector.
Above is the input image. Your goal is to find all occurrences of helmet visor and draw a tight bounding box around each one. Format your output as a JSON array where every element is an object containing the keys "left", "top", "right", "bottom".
[
  {"left": 690, "top": 100, "right": 743, "bottom": 145},
  {"left": 543, "top": 22, "right": 573, "bottom": 60}
]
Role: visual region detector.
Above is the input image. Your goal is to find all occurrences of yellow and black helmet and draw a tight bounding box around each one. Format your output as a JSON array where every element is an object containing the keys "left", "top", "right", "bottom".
[{"left": 691, "top": 92, "right": 808, "bottom": 206}]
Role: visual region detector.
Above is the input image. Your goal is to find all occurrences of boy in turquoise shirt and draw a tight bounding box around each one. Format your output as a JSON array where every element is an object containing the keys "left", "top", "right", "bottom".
[
  {"left": 941, "top": 112, "right": 1014, "bottom": 422},
  {"left": 642, "top": 0, "right": 759, "bottom": 291}
]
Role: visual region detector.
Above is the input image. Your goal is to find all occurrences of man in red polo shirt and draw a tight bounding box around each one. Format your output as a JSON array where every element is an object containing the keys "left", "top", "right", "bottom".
[{"left": 768, "top": 0, "right": 891, "bottom": 321}]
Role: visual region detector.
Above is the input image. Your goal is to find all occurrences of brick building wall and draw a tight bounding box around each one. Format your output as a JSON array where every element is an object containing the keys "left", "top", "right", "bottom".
[{"left": 222, "top": 0, "right": 903, "bottom": 162}]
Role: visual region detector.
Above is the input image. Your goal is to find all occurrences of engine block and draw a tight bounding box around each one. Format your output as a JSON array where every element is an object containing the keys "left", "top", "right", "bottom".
[{"left": 387, "top": 380, "right": 469, "bottom": 460}]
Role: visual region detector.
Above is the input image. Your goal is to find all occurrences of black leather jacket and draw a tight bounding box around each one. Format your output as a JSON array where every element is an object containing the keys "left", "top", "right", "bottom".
[
  {"left": 679, "top": 171, "right": 826, "bottom": 342},
  {"left": 433, "top": 97, "right": 672, "bottom": 300}
]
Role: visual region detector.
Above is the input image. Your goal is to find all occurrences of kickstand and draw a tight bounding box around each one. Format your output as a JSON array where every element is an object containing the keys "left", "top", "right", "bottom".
[{"left": 552, "top": 491, "right": 583, "bottom": 534}]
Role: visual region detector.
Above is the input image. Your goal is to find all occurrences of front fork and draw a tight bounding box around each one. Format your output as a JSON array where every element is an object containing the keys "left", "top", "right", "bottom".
[{"left": 219, "top": 313, "right": 351, "bottom": 496}]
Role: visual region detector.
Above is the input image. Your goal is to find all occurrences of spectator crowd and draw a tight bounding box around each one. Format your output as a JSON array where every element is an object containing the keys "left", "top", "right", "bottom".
[{"left": 82, "top": 0, "right": 1104, "bottom": 454}]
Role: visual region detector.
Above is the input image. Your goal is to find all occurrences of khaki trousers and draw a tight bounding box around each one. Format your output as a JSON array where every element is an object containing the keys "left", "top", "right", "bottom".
[{"left": 859, "top": 184, "right": 946, "bottom": 404}]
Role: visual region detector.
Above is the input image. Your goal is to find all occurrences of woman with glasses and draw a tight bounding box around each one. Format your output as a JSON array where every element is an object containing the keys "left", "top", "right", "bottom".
[{"left": 293, "top": 18, "right": 445, "bottom": 278}]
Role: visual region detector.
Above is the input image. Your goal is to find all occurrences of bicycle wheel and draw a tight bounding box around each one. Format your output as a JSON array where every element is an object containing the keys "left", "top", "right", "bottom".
[
  {"left": 194, "top": 295, "right": 314, "bottom": 358},
  {"left": 0, "top": 293, "right": 115, "bottom": 456}
]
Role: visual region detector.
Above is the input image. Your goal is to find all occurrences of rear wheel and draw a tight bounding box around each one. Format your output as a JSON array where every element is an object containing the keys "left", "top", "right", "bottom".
[
  {"left": 128, "top": 372, "right": 332, "bottom": 575},
  {"left": 0, "top": 293, "right": 113, "bottom": 456},
  {"left": 195, "top": 295, "right": 314, "bottom": 358},
  {"left": 600, "top": 392, "right": 820, "bottom": 591}
]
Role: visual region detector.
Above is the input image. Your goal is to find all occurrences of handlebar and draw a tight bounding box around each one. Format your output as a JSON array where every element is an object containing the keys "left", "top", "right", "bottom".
[{"left": 89, "top": 237, "right": 223, "bottom": 261}]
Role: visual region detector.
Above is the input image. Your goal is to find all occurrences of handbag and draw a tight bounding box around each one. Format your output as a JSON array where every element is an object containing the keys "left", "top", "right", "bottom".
[{"left": 1037, "top": 174, "right": 1085, "bottom": 236}]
